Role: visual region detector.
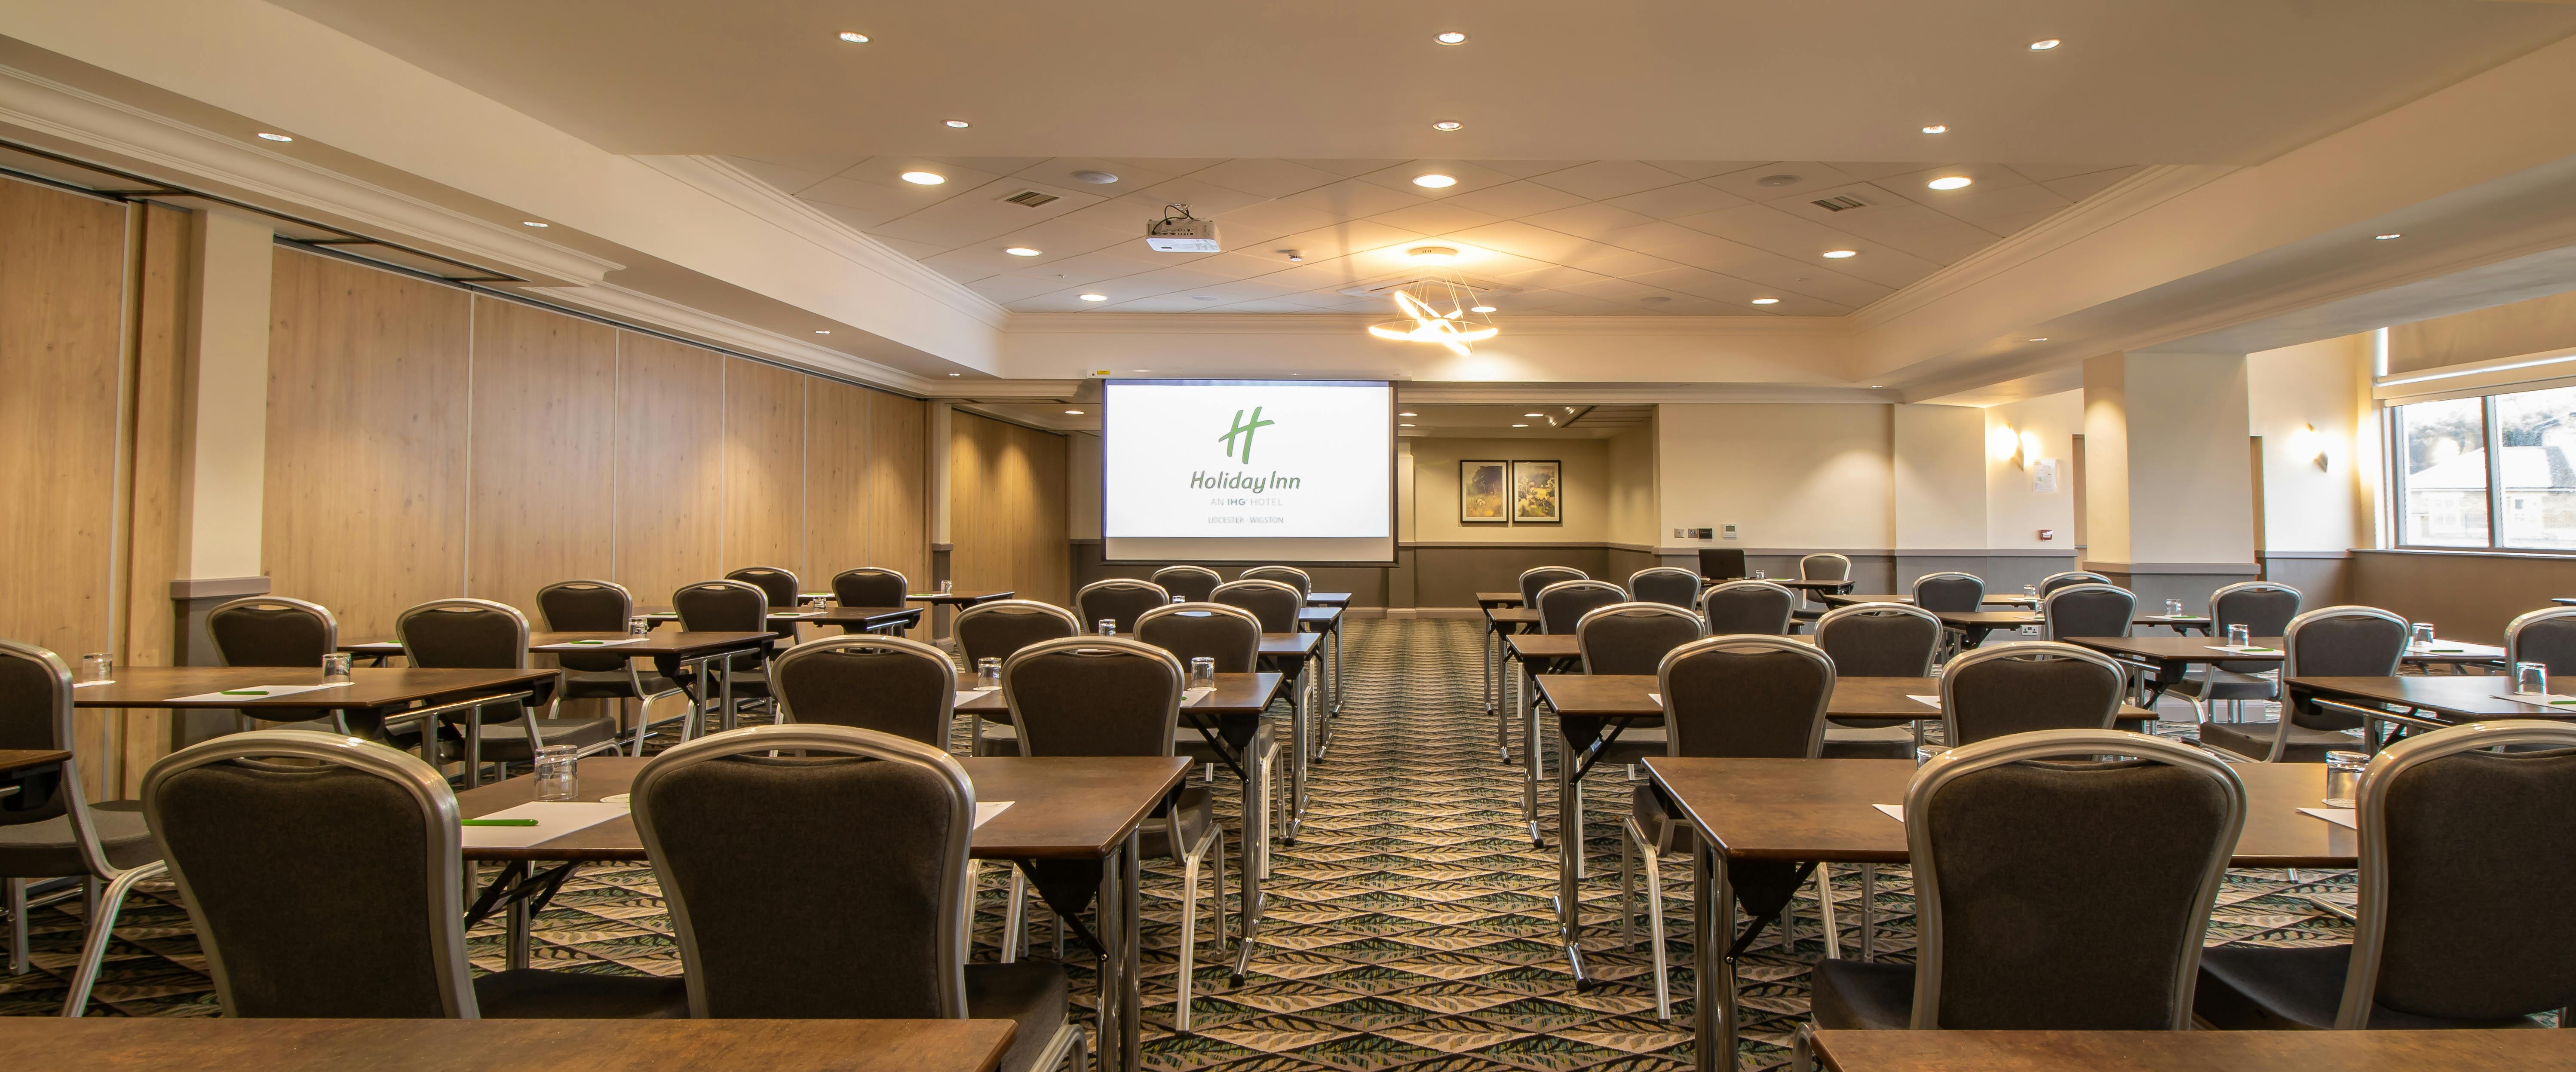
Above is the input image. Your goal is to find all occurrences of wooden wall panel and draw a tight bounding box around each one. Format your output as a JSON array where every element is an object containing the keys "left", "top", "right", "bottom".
[
  {"left": 805, "top": 382, "right": 929, "bottom": 593},
  {"left": 0, "top": 180, "right": 127, "bottom": 661},
  {"left": 866, "top": 389, "right": 930, "bottom": 586},
  {"left": 951, "top": 412, "right": 1069, "bottom": 605},
  {"left": 613, "top": 331, "right": 723, "bottom": 606},
  {"left": 123, "top": 204, "right": 192, "bottom": 670},
  {"left": 264, "top": 250, "right": 472, "bottom": 640},
  {"left": 466, "top": 297, "right": 617, "bottom": 618},
  {"left": 721, "top": 357, "right": 806, "bottom": 582}
]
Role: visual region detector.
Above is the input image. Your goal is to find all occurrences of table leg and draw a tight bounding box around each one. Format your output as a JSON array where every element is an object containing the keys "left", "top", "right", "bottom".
[
  {"left": 1694, "top": 844, "right": 1738, "bottom": 1072},
  {"left": 1286, "top": 661, "right": 1309, "bottom": 843},
  {"left": 1094, "top": 846, "right": 1119, "bottom": 1068},
  {"left": 1120, "top": 830, "right": 1142, "bottom": 1072},
  {"left": 1231, "top": 739, "right": 1269, "bottom": 984},
  {"left": 1330, "top": 625, "right": 1343, "bottom": 715},
  {"left": 1521, "top": 656, "right": 1543, "bottom": 848},
  {"left": 1482, "top": 622, "right": 1494, "bottom": 715},
  {"left": 1558, "top": 720, "right": 1592, "bottom": 989},
  {"left": 505, "top": 897, "right": 531, "bottom": 971}
]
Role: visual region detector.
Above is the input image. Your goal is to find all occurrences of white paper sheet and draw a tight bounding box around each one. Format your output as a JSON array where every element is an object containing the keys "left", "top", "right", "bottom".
[
  {"left": 166, "top": 682, "right": 357, "bottom": 703},
  {"left": 954, "top": 691, "right": 990, "bottom": 706},
  {"left": 771, "top": 611, "right": 823, "bottom": 618},
  {"left": 458, "top": 800, "right": 631, "bottom": 848},
  {"left": 2504, "top": 691, "right": 2576, "bottom": 708},
  {"left": 2297, "top": 807, "right": 2358, "bottom": 830},
  {"left": 1907, "top": 694, "right": 1941, "bottom": 708},
  {"left": 2206, "top": 645, "right": 2281, "bottom": 655},
  {"left": 1647, "top": 692, "right": 1662, "bottom": 707},
  {"left": 553, "top": 637, "right": 647, "bottom": 648},
  {"left": 1873, "top": 804, "right": 1905, "bottom": 822},
  {"left": 2408, "top": 643, "right": 2468, "bottom": 654},
  {"left": 72, "top": 680, "right": 113, "bottom": 687},
  {"left": 976, "top": 801, "right": 1012, "bottom": 828},
  {"left": 1182, "top": 686, "right": 1216, "bottom": 706}
]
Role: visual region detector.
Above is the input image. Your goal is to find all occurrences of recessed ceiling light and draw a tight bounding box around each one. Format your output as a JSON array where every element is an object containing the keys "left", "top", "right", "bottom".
[
  {"left": 1412, "top": 174, "right": 1457, "bottom": 188},
  {"left": 1407, "top": 245, "right": 1460, "bottom": 263},
  {"left": 947, "top": 372, "right": 961, "bottom": 376},
  {"left": 1470, "top": 305, "right": 1496, "bottom": 313},
  {"left": 1432, "top": 120, "right": 1464, "bottom": 132},
  {"left": 944, "top": 119, "right": 970, "bottom": 128},
  {"left": 1435, "top": 31, "right": 1467, "bottom": 44},
  {"left": 838, "top": 31, "right": 869, "bottom": 43},
  {"left": 255, "top": 132, "right": 294, "bottom": 142},
  {"left": 520, "top": 221, "right": 549, "bottom": 228},
  {"left": 1078, "top": 294, "right": 1109, "bottom": 302},
  {"left": 2375, "top": 233, "right": 2403, "bottom": 240},
  {"left": 1004, "top": 246, "right": 1042, "bottom": 257},
  {"left": 1921, "top": 124, "right": 1948, "bottom": 134},
  {"left": 1927, "top": 176, "right": 1973, "bottom": 190},
  {"left": 2030, "top": 38, "right": 2061, "bottom": 50},
  {"left": 1512, "top": 423, "right": 1529, "bottom": 428},
  {"left": 1751, "top": 297, "right": 1781, "bottom": 305},
  {"left": 1400, "top": 423, "right": 1417, "bottom": 428},
  {"left": 900, "top": 171, "right": 945, "bottom": 185},
  {"left": 1070, "top": 170, "right": 1119, "bottom": 184},
  {"left": 1524, "top": 412, "right": 1544, "bottom": 417},
  {"left": 2028, "top": 337, "right": 2049, "bottom": 342},
  {"left": 1822, "top": 249, "right": 1859, "bottom": 259},
  {"left": 1064, "top": 409, "right": 1084, "bottom": 415},
  {"left": 1756, "top": 174, "right": 1802, "bottom": 188},
  {"left": 814, "top": 330, "right": 831, "bottom": 334}
]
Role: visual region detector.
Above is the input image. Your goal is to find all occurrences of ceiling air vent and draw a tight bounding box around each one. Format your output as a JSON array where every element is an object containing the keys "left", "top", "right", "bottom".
[
  {"left": 1810, "top": 194, "right": 1873, "bottom": 212},
  {"left": 1000, "top": 189, "right": 1060, "bottom": 208}
]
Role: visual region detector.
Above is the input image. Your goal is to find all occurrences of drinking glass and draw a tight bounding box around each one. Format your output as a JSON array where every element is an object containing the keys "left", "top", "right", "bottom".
[
  {"left": 2165, "top": 599, "right": 2185, "bottom": 617},
  {"left": 320, "top": 653, "right": 353, "bottom": 682},
  {"left": 77, "top": 653, "right": 112, "bottom": 684},
  {"left": 938, "top": 580, "right": 954, "bottom": 594},
  {"left": 2024, "top": 585, "right": 2039, "bottom": 598},
  {"left": 805, "top": 594, "right": 828, "bottom": 611},
  {"left": 534, "top": 745, "right": 580, "bottom": 801},
  {"left": 975, "top": 657, "right": 1002, "bottom": 690},
  {"left": 1915, "top": 743, "right": 1950, "bottom": 767},
  {"left": 628, "top": 616, "right": 649, "bottom": 636},
  {"left": 2226, "top": 624, "right": 2251, "bottom": 648},
  {"left": 2516, "top": 661, "right": 2549, "bottom": 696},
  {"left": 1752, "top": 569, "right": 1766, "bottom": 581},
  {"left": 2410, "top": 623, "right": 2436, "bottom": 649},
  {"left": 1097, "top": 619, "right": 1117, "bottom": 636},
  {"left": 1188, "top": 657, "right": 1216, "bottom": 691},
  {"left": 2322, "top": 750, "right": 2367, "bottom": 809}
]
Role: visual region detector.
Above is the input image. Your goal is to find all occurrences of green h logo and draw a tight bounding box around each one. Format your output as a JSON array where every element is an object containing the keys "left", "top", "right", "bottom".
[{"left": 1218, "top": 406, "right": 1275, "bottom": 464}]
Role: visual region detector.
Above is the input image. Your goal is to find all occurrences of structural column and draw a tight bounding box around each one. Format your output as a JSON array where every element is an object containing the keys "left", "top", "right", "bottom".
[
  {"left": 167, "top": 209, "right": 277, "bottom": 658},
  {"left": 2081, "top": 352, "right": 2260, "bottom": 612}
]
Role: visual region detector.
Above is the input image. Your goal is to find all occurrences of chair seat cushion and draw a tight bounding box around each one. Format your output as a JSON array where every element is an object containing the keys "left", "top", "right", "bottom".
[
  {"left": 1630, "top": 786, "right": 1693, "bottom": 852},
  {"left": 2166, "top": 668, "right": 2277, "bottom": 701},
  {"left": 1811, "top": 957, "right": 1914, "bottom": 1030},
  {"left": 472, "top": 968, "right": 689, "bottom": 1018},
  {"left": 469, "top": 716, "right": 622, "bottom": 762},
  {"left": 966, "top": 961, "right": 1073, "bottom": 1072},
  {"left": 0, "top": 799, "right": 158, "bottom": 877},
  {"left": 2195, "top": 943, "right": 2545, "bottom": 1030},
  {"left": 1822, "top": 723, "right": 1916, "bottom": 760},
  {"left": 2199, "top": 721, "right": 2361, "bottom": 763},
  {"left": 559, "top": 669, "right": 678, "bottom": 700},
  {"left": 1138, "top": 785, "right": 1217, "bottom": 860}
]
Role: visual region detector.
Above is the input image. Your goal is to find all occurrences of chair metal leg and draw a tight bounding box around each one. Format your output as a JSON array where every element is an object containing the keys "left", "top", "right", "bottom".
[
  {"left": 1641, "top": 839, "right": 1673, "bottom": 1022},
  {"left": 1791, "top": 1022, "right": 1819, "bottom": 1072},
  {"left": 1618, "top": 823, "right": 1638, "bottom": 951},
  {"left": 6, "top": 877, "right": 25, "bottom": 976},
  {"left": 61, "top": 861, "right": 164, "bottom": 1017},
  {"left": 1860, "top": 864, "right": 1877, "bottom": 961},
  {"left": 1001, "top": 867, "right": 1027, "bottom": 964},
  {"left": 1174, "top": 839, "right": 1209, "bottom": 1032},
  {"left": 1814, "top": 864, "right": 1840, "bottom": 960}
]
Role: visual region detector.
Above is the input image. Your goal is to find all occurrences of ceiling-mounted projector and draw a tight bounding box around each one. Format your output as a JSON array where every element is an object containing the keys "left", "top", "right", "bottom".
[{"left": 1145, "top": 204, "right": 1220, "bottom": 252}]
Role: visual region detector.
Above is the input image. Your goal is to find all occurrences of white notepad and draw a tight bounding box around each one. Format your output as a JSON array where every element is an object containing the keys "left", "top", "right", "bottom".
[
  {"left": 73, "top": 680, "right": 113, "bottom": 688},
  {"left": 976, "top": 801, "right": 1012, "bottom": 828},
  {"left": 553, "top": 637, "right": 647, "bottom": 648},
  {"left": 1873, "top": 804, "right": 1906, "bottom": 822},
  {"left": 2297, "top": 807, "right": 2358, "bottom": 830},
  {"left": 1907, "top": 695, "right": 1941, "bottom": 708},
  {"left": 2206, "top": 645, "right": 2280, "bottom": 655},
  {"left": 2505, "top": 691, "right": 2576, "bottom": 708},
  {"left": 1182, "top": 686, "right": 1216, "bottom": 706},
  {"left": 459, "top": 801, "right": 631, "bottom": 848},
  {"left": 167, "top": 682, "right": 356, "bottom": 703},
  {"left": 1647, "top": 692, "right": 1662, "bottom": 707}
]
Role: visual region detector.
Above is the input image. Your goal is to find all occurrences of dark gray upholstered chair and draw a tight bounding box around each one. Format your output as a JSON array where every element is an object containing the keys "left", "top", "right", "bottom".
[
  {"left": 1794, "top": 729, "right": 2244, "bottom": 1068},
  {"left": 203, "top": 595, "right": 380, "bottom": 740},
  {"left": 2041, "top": 582, "right": 2136, "bottom": 642},
  {"left": 1519, "top": 566, "right": 1588, "bottom": 608},
  {"left": 2195, "top": 720, "right": 2576, "bottom": 1031},
  {"left": 0, "top": 642, "right": 160, "bottom": 1012},
  {"left": 1136, "top": 601, "right": 1280, "bottom": 981},
  {"left": 722, "top": 566, "right": 802, "bottom": 609},
  {"left": 1137, "top": 603, "right": 1263, "bottom": 673},
  {"left": 672, "top": 579, "right": 779, "bottom": 723},
  {"left": 630, "top": 724, "right": 1080, "bottom": 1071},
  {"left": 1627, "top": 567, "right": 1702, "bottom": 610},
  {"left": 1815, "top": 603, "right": 1944, "bottom": 760},
  {"left": 396, "top": 599, "right": 619, "bottom": 786},
  {"left": 2038, "top": 570, "right": 2111, "bottom": 595},
  {"left": 1211, "top": 579, "right": 1304, "bottom": 635},
  {"left": 1003, "top": 637, "right": 1228, "bottom": 1029},
  {"left": 953, "top": 600, "right": 1080, "bottom": 756},
  {"left": 1800, "top": 554, "right": 1852, "bottom": 584},
  {"left": 1240, "top": 565, "right": 1312, "bottom": 596},
  {"left": 2199, "top": 605, "right": 2406, "bottom": 763},
  {"left": 1701, "top": 580, "right": 1797, "bottom": 636},
  {"left": 2167, "top": 582, "right": 2302, "bottom": 723},
  {"left": 1910, "top": 571, "right": 1984, "bottom": 613},
  {"left": 773, "top": 635, "right": 957, "bottom": 747},
  {"left": 1074, "top": 579, "right": 1172, "bottom": 634},
  {"left": 1939, "top": 641, "right": 2127, "bottom": 747},
  {"left": 1537, "top": 579, "right": 1628, "bottom": 635},
  {"left": 2506, "top": 606, "right": 2576, "bottom": 678},
  {"left": 1621, "top": 636, "right": 1837, "bottom": 1019},
  {"left": 136, "top": 728, "right": 686, "bottom": 1020},
  {"left": 1576, "top": 603, "right": 1705, "bottom": 677},
  {"left": 829, "top": 569, "right": 911, "bottom": 635},
  {"left": 536, "top": 581, "right": 680, "bottom": 756},
  {"left": 1151, "top": 565, "right": 1223, "bottom": 603}
]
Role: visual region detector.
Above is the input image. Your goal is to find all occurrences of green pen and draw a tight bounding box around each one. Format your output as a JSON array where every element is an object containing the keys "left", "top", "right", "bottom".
[
  {"left": 221, "top": 689, "right": 270, "bottom": 696},
  {"left": 460, "top": 818, "right": 540, "bottom": 827}
]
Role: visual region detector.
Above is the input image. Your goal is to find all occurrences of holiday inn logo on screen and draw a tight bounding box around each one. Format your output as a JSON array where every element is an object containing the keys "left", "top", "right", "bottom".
[
  {"left": 1193, "top": 404, "right": 1301, "bottom": 494},
  {"left": 1217, "top": 406, "right": 1276, "bottom": 463}
]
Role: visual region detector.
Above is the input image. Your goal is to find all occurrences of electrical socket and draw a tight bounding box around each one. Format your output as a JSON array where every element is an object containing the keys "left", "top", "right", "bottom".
[{"left": 2018, "top": 624, "right": 2041, "bottom": 636}]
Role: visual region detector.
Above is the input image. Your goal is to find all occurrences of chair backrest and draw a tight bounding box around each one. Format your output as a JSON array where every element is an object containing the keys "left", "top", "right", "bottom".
[
  {"left": 206, "top": 597, "right": 340, "bottom": 669},
  {"left": 1657, "top": 636, "right": 1834, "bottom": 758},
  {"left": 1814, "top": 603, "right": 1942, "bottom": 677},
  {"left": 1906, "top": 729, "right": 2244, "bottom": 1030},
  {"left": 674, "top": 580, "right": 773, "bottom": 634},
  {"left": 1940, "top": 641, "right": 2127, "bottom": 747},
  {"left": 2338, "top": 720, "right": 2576, "bottom": 1027},
  {"left": 2042, "top": 583, "right": 2136, "bottom": 641},
  {"left": 1240, "top": 565, "right": 1312, "bottom": 596},
  {"left": 953, "top": 600, "right": 1081, "bottom": 666},
  {"left": 142, "top": 729, "right": 474, "bottom": 1018},
  {"left": 1135, "top": 603, "right": 1263, "bottom": 674},
  {"left": 2211, "top": 582, "right": 2303, "bottom": 674},
  {"left": 632, "top": 724, "right": 972, "bottom": 1020},
  {"left": 1699, "top": 580, "right": 1796, "bottom": 636},
  {"left": 1150, "top": 565, "right": 1223, "bottom": 603},
  {"left": 2284, "top": 606, "right": 2410, "bottom": 731},
  {"left": 1074, "top": 579, "right": 1173, "bottom": 633},
  {"left": 1518, "top": 566, "right": 1588, "bottom": 607},
  {"left": 395, "top": 598, "right": 529, "bottom": 670},
  {"left": 1537, "top": 579, "right": 1628, "bottom": 635},
  {"left": 1575, "top": 603, "right": 1705, "bottom": 676},
  {"left": 1210, "top": 579, "right": 1304, "bottom": 634},
  {"left": 1626, "top": 567, "right": 1702, "bottom": 610},
  {"left": 1799, "top": 553, "right": 1852, "bottom": 583},
  {"left": 723, "top": 567, "right": 802, "bottom": 608},
  {"left": 829, "top": 567, "right": 910, "bottom": 609},
  {"left": 1002, "top": 637, "right": 1183, "bottom": 758},
  {"left": 1912, "top": 571, "right": 1985, "bottom": 613},
  {"left": 2038, "top": 570, "right": 2110, "bottom": 595},
  {"left": 2506, "top": 606, "right": 2576, "bottom": 679},
  {"left": 534, "top": 581, "right": 635, "bottom": 672},
  {"left": 0, "top": 643, "right": 92, "bottom": 842},
  {"left": 773, "top": 636, "right": 957, "bottom": 746}
]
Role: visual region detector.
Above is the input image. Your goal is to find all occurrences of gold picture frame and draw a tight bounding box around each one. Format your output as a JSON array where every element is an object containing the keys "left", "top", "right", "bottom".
[
  {"left": 1513, "top": 460, "right": 1562, "bottom": 524},
  {"left": 1460, "top": 460, "right": 1508, "bottom": 523}
]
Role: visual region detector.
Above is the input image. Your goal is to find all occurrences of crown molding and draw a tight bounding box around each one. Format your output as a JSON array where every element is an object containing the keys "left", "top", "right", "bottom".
[
  {"left": 1398, "top": 381, "right": 1898, "bottom": 404},
  {"left": 633, "top": 155, "right": 1009, "bottom": 329},
  {"left": 0, "top": 62, "right": 625, "bottom": 285},
  {"left": 1003, "top": 311, "right": 1853, "bottom": 336},
  {"left": 531, "top": 280, "right": 942, "bottom": 396}
]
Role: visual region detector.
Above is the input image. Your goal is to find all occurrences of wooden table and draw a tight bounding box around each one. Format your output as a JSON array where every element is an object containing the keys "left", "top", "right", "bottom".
[
  {"left": 1484, "top": 606, "right": 1543, "bottom": 745},
  {"left": 0, "top": 749, "right": 69, "bottom": 810},
  {"left": 1815, "top": 594, "right": 2221, "bottom": 636},
  {"left": 70, "top": 668, "right": 557, "bottom": 778},
  {"left": 1475, "top": 591, "right": 1525, "bottom": 608},
  {"left": 1808, "top": 1028, "right": 2570, "bottom": 1072},
  {"left": 457, "top": 754, "right": 1186, "bottom": 1072},
  {"left": 343, "top": 630, "right": 786, "bottom": 743},
  {"left": 633, "top": 605, "right": 920, "bottom": 635},
  {"left": 1817, "top": 592, "right": 2038, "bottom": 609},
  {"left": 2291, "top": 674, "right": 2576, "bottom": 750},
  {"left": 908, "top": 590, "right": 1014, "bottom": 642},
  {"left": 1299, "top": 606, "right": 1346, "bottom": 716},
  {"left": 0, "top": 1018, "right": 1019, "bottom": 1072},
  {"left": 1648, "top": 757, "right": 2357, "bottom": 1072},
  {"left": 2067, "top": 636, "right": 2509, "bottom": 706},
  {"left": 1303, "top": 591, "right": 1352, "bottom": 607}
]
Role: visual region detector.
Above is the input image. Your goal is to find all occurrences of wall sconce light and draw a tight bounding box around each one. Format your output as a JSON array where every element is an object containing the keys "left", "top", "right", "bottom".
[
  {"left": 2294, "top": 423, "right": 2329, "bottom": 472},
  {"left": 2018, "top": 429, "right": 2042, "bottom": 466},
  {"left": 1988, "top": 425, "right": 2024, "bottom": 467}
]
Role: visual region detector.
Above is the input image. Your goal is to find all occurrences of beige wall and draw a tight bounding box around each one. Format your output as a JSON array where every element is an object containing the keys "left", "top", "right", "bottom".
[
  {"left": 1604, "top": 423, "right": 1659, "bottom": 548},
  {"left": 1892, "top": 404, "right": 1986, "bottom": 549},
  {"left": 1984, "top": 391, "right": 2082, "bottom": 551},
  {"left": 2387, "top": 288, "right": 2576, "bottom": 375},
  {"left": 2248, "top": 334, "right": 2375, "bottom": 554},
  {"left": 1658, "top": 404, "right": 1894, "bottom": 550},
  {"left": 1409, "top": 437, "right": 1611, "bottom": 544}
]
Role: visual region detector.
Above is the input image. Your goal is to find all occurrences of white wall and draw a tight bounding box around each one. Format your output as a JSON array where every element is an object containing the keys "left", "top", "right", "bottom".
[
  {"left": 1658, "top": 404, "right": 1893, "bottom": 550},
  {"left": 1892, "top": 404, "right": 1986, "bottom": 549},
  {"left": 1605, "top": 422, "right": 1659, "bottom": 548},
  {"left": 2248, "top": 334, "right": 2374, "bottom": 553},
  {"left": 1985, "top": 391, "right": 2082, "bottom": 551},
  {"left": 1409, "top": 437, "right": 1611, "bottom": 543}
]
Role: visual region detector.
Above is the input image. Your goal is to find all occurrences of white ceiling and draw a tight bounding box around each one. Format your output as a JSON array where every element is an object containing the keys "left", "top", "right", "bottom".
[{"left": 721, "top": 153, "right": 2141, "bottom": 315}]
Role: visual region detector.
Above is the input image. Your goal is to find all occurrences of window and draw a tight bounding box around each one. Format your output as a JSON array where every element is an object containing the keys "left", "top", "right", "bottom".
[{"left": 2391, "top": 384, "right": 2576, "bottom": 551}]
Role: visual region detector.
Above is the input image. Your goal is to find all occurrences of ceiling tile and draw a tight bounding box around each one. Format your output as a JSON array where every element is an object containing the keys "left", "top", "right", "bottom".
[
  {"left": 874, "top": 177, "right": 1104, "bottom": 249},
  {"left": 1598, "top": 220, "right": 1714, "bottom": 255},
  {"left": 1699, "top": 162, "right": 1859, "bottom": 201},
  {"left": 1604, "top": 181, "right": 1751, "bottom": 220},
  {"left": 1051, "top": 191, "right": 1180, "bottom": 234},
  {"left": 2004, "top": 162, "right": 2128, "bottom": 184},
  {"left": 1354, "top": 160, "right": 1520, "bottom": 198},
  {"left": 805, "top": 200, "right": 897, "bottom": 232},
  {"left": 1129, "top": 175, "right": 1271, "bottom": 217},
  {"left": 1286, "top": 159, "right": 1409, "bottom": 177},
  {"left": 966, "top": 276, "right": 1067, "bottom": 302},
  {"left": 1109, "top": 158, "right": 1228, "bottom": 176},
  {"left": 1544, "top": 295, "right": 1642, "bottom": 315},
  {"left": 1471, "top": 160, "right": 1587, "bottom": 179},
  {"left": 1170, "top": 251, "right": 1292, "bottom": 281},
  {"left": 1906, "top": 179, "right": 2072, "bottom": 223},
  {"left": 1567, "top": 248, "right": 1688, "bottom": 278},
  {"left": 922, "top": 245, "right": 1060, "bottom": 281},
  {"left": 1447, "top": 221, "right": 1611, "bottom": 263},
  {"left": 866, "top": 234, "right": 951, "bottom": 261},
  {"left": 1498, "top": 263, "right": 1617, "bottom": 291},
  {"left": 1736, "top": 268, "right": 1894, "bottom": 309},
  {"left": 1218, "top": 199, "right": 1347, "bottom": 237},
  {"left": 1440, "top": 180, "right": 1591, "bottom": 218},
  {"left": 723, "top": 155, "right": 831, "bottom": 195},
  {"left": 1368, "top": 200, "right": 1505, "bottom": 236},
  {"left": 1284, "top": 178, "right": 1427, "bottom": 218},
  {"left": 1526, "top": 160, "right": 1689, "bottom": 201},
  {"left": 989, "top": 216, "right": 1140, "bottom": 257},
  {"left": 1003, "top": 247, "right": 1170, "bottom": 285},
  {"left": 1174, "top": 277, "right": 1311, "bottom": 303},
  {"left": 1190, "top": 158, "right": 1347, "bottom": 199},
  {"left": 1626, "top": 266, "right": 1754, "bottom": 300},
  {"left": 800, "top": 175, "right": 954, "bottom": 219},
  {"left": 1972, "top": 208, "right": 2065, "bottom": 237},
  {"left": 1643, "top": 161, "right": 1773, "bottom": 180},
  {"left": 1011, "top": 157, "right": 1180, "bottom": 193},
  {"left": 840, "top": 156, "right": 1004, "bottom": 194},
  {"left": 1270, "top": 220, "right": 1423, "bottom": 261},
  {"left": 923, "top": 156, "right": 1053, "bottom": 174},
  {"left": 1819, "top": 162, "right": 1941, "bottom": 182},
  {"left": 2042, "top": 166, "right": 2146, "bottom": 202},
  {"left": 730, "top": 152, "right": 871, "bottom": 178},
  {"left": 1671, "top": 203, "right": 1871, "bottom": 260},
  {"left": 865, "top": 215, "right": 1004, "bottom": 249},
  {"left": 1208, "top": 298, "right": 1324, "bottom": 313},
  {"left": 1523, "top": 202, "right": 1659, "bottom": 239},
  {"left": 1110, "top": 264, "right": 1254, "bottom": 297}
]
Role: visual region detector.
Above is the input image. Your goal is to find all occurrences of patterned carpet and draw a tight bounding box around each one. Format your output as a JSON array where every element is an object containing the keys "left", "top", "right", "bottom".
[{"left": 2, "top": 617, "right": 2371, "bottom": 1069}]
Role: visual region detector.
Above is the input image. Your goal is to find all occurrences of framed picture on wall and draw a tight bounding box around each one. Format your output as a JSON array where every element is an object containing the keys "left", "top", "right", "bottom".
[
  {"left": 1460, "top": 460, "right": 1509, "bottom": 523},
  {"left": 1513, "top": 460, "right": 1563, "bottom": 524}
]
